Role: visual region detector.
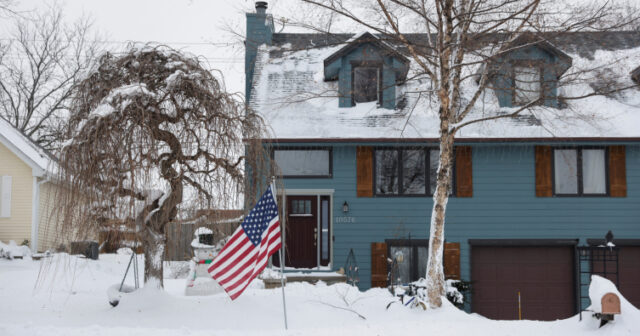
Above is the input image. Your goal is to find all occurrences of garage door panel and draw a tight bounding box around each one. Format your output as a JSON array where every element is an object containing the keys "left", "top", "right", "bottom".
[
  {"left": 496, "top": 285, "right": 520, "bottom": 301},
  {"left": 475, "top": 285, "right": 498, "bottom": 301},
  {"left": 497, "top": 304, "right": 518, "bottom": 320},
  {"left": 545, "top": 286, "right": 573, "bottom": 301},
  {"left": 526, "top": 286, "right": 548, "bottom": 299},
  {"left": 522, "top": 265, "right": 546, "bottom": 281},
  {"left": 619, "top": 247, "right": 640, "bottom": 309},
  {"left": 496, "top": 265, "right": 513, "bottom": 280},
  {"left": 472, "top": 246, "right": 575, "bottom": 321},
  {"left": 546, "top": 264, "right": 572, "bottom": 282}
]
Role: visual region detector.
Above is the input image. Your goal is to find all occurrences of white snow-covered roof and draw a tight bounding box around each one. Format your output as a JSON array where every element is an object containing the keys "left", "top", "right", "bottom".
[
  {"left": 249, "top": 32, "right": 640, "bottom": 141},
  {"left": 0, "top": 117, "right": 55, "bottom": 176}
]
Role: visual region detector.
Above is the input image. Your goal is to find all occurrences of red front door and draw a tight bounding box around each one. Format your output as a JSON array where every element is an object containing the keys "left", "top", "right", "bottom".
[{"left": 284, "top": 196, "right": 317, "bottom": 268}]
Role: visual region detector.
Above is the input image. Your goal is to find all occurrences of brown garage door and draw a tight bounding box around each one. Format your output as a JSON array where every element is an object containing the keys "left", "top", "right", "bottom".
[
  {"left": 592, "top": 246, "right": 640, "bottom": 309},
  {"left": 619, "top": 247, "right": 640, "bottom": 308},
  {"left": 472, "top": 246, "right": 575, "bottom": 320}
]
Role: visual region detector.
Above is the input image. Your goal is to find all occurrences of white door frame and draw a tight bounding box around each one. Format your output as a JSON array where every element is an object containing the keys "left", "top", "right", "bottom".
[{"left": 278, "top": 189, "right": 334, "bottom": 270}]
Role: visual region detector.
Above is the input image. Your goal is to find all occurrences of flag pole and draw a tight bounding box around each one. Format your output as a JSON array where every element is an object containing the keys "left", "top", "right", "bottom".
[{"left": 272, "top": 177, "right": 288, "bottom": 330}]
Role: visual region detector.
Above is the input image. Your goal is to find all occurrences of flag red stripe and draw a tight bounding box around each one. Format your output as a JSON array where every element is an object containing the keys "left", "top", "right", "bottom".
[
  {"left": 216, "top": 226, "right": 244, "bottom": 254},
  {"left": 217, "top": 252, "right": 258, "bottom": 286},
  {"left": 206, "top": 186, "right": 282, "bottom": 301},
  {"left": 226, "top": 249, "right": 271, "bottom": 296},
  {"left": 228, "top": 254, "right": 272, "bottom": 300},
  {"left": 212, "top": 221, "right": 278, "bottom": 280},
  {"left": 210, "top": 239, "right": 255, "bottom": 279},
  {"left": 220, "top": 226, "right": 280, "bottom": 294},
  {"left": 226, "top": 242, "right": 280, "bottom": 300},
  {"left": 208, "top": 234, "right": 251, "bottom": 273},
  {"left": 219, "top": 225, "right": 279, "bottom": 289},
  {"left": 211, "top": 232, "right": 248, "bottom": 267},
  {"left": 270, "top": 242, "right": 282, "bottom": 256}
]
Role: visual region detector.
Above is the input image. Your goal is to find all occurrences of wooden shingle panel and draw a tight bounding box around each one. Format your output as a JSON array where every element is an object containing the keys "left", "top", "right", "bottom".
[
  {"left": 370, "top": 242, "right": 388, "bottom": 288},
  {"left": 356, "top": 146, "right": 373, "bottom": 197},
  {"left": 609, "top": 145, "right": 627, "bottom": 197},
  {"left": 455, "top": 146, "right": 473, "bottom": 197},
  {"left": 444, "top": 242, "right": 461, "bottom": 280},
  {"left": 535, "top": 146, "right": 552, "bottom": 197}
]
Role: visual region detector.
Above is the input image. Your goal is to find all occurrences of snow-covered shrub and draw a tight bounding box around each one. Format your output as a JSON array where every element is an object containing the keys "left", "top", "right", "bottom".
[
  {"left": 446, "top": 279, "right": 471, "bottom": 309},
  {"left": 0, "top": 240, "right": 32, "bottom": 259},
  {"left": 165, "top": 261, "right": 191, "bottom": 279}
]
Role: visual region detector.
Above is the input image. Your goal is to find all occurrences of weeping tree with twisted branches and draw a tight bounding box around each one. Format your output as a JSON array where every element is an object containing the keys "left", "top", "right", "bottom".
[{"left": 57, "top": 45, "right": 271, "bottom": 289}]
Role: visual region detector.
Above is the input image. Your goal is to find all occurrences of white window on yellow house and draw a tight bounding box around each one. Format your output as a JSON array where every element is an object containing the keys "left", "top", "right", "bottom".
[{"left": 0, "top": 176, "right": 12, "bottom": 218}]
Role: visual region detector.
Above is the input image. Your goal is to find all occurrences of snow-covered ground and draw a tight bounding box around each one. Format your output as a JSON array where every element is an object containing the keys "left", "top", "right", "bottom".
[{"left": 1, "top": 253, "right": 638, "bottom": 335}]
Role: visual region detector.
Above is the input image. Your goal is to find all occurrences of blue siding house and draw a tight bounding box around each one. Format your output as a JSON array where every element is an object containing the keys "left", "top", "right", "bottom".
[{"left": 245, "top": 2, "right": 640, "bottom": 321}]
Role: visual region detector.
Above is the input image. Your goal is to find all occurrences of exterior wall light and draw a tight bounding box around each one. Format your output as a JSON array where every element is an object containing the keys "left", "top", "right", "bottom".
[{"left": 342, "top": 201, "right": 349, "bottom": 213}]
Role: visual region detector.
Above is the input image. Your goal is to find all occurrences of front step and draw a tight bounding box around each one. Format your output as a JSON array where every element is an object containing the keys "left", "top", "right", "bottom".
[{"left": 262, "top": 271, "right": 347, "bottom": 289}]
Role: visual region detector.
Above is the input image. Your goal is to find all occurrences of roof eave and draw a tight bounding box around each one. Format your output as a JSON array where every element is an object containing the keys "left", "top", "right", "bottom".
[
  {"left": 248, "top": 137, "right": 640, "bottom": 143},
  {"left": 0, "top": 132, "right": 49, "bottom": 175},
  {"left": 323, "top": 32, "right": 410, "bottom": 67}
]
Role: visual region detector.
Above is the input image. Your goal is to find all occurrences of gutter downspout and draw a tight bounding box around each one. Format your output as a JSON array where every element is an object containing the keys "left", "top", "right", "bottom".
[{"left": 30, "top": 177, "right": 49, "bottom": 252}]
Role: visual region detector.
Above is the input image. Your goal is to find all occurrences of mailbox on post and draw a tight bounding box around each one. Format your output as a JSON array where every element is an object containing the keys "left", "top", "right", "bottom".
[
  {"left": 595, "top": 292, "right": 621, "bottom": 327},
  {"left": 601, "top": 293, "right": 621, "bottom": 315}
]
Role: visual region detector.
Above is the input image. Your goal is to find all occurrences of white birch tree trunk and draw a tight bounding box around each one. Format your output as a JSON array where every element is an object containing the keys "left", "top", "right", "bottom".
[{"left": 425, "top": 131, "right": 455, "bottom": 307}]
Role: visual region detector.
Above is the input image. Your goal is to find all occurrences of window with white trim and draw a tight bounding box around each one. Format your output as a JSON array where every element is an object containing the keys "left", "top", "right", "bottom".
[
  {"left": 273, "top": 148, "right": 332, "bottom": 178},
  {"left": 0, "top": 176, "right": 12, "bottom": 218}
]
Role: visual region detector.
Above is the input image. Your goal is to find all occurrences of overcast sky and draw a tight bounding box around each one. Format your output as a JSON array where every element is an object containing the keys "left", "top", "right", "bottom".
[
  {"left": 1, "top": 0, "right": 302, "bottom": 95},
  {"left": 1, "top": 0, "right": 633, "bottom": 96}
]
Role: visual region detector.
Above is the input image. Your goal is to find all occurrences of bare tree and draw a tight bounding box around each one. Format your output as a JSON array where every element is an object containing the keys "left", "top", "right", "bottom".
[
  {"left": 0, "top": 4, "right": 101, "bottom": 149},
  {"left": 0, "top": 0, "right": 15, "bottom": 16},
  {"left": 287, "top": 0, "right": 640, "bottom": 307},
  {"left": 57, "top": 45, "right": 271, "bottom": 289}
]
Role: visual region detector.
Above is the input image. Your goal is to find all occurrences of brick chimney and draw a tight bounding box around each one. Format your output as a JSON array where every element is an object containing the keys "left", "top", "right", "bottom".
[{"left": 245, "top": 1, "right": 274, "bottom": 102}]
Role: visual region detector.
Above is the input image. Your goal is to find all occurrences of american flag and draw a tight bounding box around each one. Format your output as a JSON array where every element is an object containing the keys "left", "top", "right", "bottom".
[{"left": 208, "top": 185, "right": 281, "bottom": 300}]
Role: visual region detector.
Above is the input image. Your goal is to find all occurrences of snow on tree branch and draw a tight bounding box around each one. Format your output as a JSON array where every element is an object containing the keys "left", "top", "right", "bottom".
[{"left": 54, "top": 44, "right": 273, "bottom": 289}]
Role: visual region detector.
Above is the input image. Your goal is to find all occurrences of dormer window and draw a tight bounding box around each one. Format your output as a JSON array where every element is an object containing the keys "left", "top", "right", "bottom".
[
  {"left": 513, "top": 64, "right": 542, "bottom": 105},
  {"left": 485, "top": 34, "right": 572, "bottom": 108},
  {"left": 323, "top": 32, "right": 409, "bottom": 109},
  {"left": 353, "top": 66, "right": 381, "bottom": 104}
]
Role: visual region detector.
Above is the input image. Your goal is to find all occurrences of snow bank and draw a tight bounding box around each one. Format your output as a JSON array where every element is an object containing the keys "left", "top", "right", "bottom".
[
  {"left": 260, "top": 267, "right": 284, "bottom": 279},
  {"left": 579, "top": 275, "right": 640, "bottom": 332},
  {"left": 107, "top": 283, "right": 136, "bottom": 306},
  {"left": 0, "top": 240, "right": 31, "bottom": 259},
  {"left": 2, "top": 254, "right": 640, "bottom": 335}
]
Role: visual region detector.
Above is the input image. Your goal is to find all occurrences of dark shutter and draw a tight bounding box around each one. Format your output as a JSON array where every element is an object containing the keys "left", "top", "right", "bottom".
[
  {"left": 535, "top": 146, "right": 552, "bottom": 197},
  {"left": 455, "top": 146, "right": 473, "bottom": 197},
  {"left": 357, "top": 146, "right": 373, "bottom": 197},
  {"left": 609, "top": 145, "right": 627, "bottom": 197},
  {"left": 444, "top": 242, "right": 461, "bottom": 280},
  {"left": 371, "top": 242, "right": 388, "bottom": 287}
]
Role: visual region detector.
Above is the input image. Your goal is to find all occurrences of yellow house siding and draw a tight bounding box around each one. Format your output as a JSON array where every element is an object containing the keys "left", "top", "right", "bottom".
[
  {"left": 37, "top": 183, "right": 97, "bottom": 252},
  {"left": 0, "top": 141, "right": 33, "bottom": 245},
  {"left": 38, "top": 182, "right": 60, "bottom": 251}
]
